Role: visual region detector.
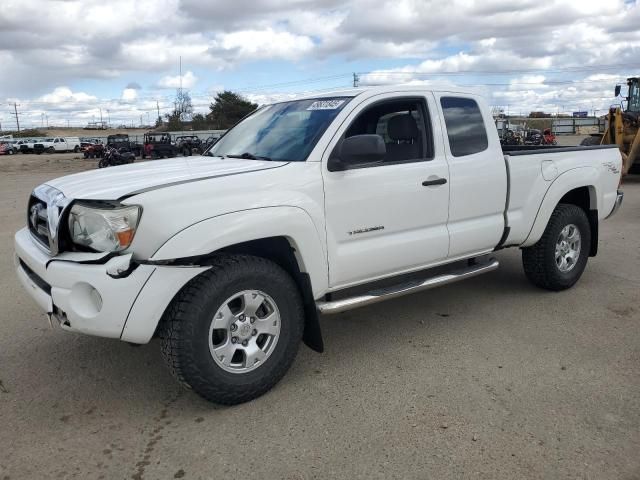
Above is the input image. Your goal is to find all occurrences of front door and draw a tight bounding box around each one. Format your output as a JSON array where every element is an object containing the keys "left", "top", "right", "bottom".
[{"left": 322, "top": 93, "right": 450, "bottom": 289}]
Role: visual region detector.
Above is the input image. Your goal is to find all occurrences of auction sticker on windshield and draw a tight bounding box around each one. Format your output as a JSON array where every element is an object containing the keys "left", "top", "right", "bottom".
[{"left": 307, "top": 99, "right": 346, "bottom": 110}]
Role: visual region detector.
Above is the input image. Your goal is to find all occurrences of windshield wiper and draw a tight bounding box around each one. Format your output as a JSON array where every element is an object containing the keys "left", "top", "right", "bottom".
[{"left": 224, "top": 152, "right": 273, "bottom": 161}]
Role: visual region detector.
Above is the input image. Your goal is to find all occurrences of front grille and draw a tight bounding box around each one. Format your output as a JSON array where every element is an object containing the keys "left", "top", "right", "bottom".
[{"left": 27, "top": 185, "right": 69, "bottom": 255}]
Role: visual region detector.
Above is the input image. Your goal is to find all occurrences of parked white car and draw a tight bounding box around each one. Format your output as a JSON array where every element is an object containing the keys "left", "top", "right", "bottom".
[
  {"left": 14, "top": 86, "right": 623, "bottom": 404},
  {"left": 33, "top": 137, "right": 81, "bottom": 154},
  {"left": 15, "top": 138, "right": 37, "bottom": 153}
]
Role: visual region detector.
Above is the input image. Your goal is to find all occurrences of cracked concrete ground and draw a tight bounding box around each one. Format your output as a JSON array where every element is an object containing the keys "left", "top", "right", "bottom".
[{"left": 0, "top": 152, "right": 638, "bottom": 479}]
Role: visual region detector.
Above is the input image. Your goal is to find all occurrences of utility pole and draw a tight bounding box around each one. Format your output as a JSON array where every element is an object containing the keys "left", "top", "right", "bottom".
[
  {"left": 156, "top": 100, "right": 160, "bottom": 122},
  {"left": 11, "top": 103, "right": 20, "bottom": 132},
  {"left": 352, "top": 73, "right": 359, "bottom": 88},
  {"left": 106, "top": 109, "right": 111, "bottom": 127},
  {"left": 99, "top": 108, "right": 103, "bottom": 125}
]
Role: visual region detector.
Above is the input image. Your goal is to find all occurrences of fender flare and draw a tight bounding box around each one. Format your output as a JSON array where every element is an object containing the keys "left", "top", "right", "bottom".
[
  {"left": 522, "top": 167, "right": 598, "bottom": 247},
  {"left": 151, "top": 206, "right": 329, "bottom": 298}
]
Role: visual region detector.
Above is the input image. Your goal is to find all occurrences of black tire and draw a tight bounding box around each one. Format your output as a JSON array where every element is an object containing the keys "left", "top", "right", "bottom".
[
  {"left": 97, "top": 159, "right": 108, "bottom": 168},
  {"left": 47, "top": 146, "right": 55, "bottom": 153},
  {"left": 159, "top": 255, "right": 304, "bottom": 405},
  {"left": 74, "top": 146, "right": 80, "bottom": 153},
  {"left": 522, "top": 204, "right": 591, "bottom": 291}
]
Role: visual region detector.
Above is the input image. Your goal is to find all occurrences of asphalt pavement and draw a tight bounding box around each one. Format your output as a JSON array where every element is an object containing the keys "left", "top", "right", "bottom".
[{"left": 0, "top": 156, "right": 638, "bottom": 479}]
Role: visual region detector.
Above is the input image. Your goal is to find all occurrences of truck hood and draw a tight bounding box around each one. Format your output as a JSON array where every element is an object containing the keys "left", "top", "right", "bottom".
[{"left": 45, "top": 156, "right": 287, "bottom": 200}]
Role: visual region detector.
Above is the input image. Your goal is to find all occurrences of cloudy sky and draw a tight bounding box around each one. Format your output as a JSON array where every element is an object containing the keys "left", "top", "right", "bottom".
[{"left": 1, "top": 0, "right": 639, "bottom": 129}]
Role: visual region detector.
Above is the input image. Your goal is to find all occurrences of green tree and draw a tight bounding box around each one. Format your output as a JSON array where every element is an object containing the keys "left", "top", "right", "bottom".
[
  {"left": 165, "top": 111, "right": 182, "bottom": 130},
  {"left": 191, "top": 113, "right": 209, "bottom": 130},
  {"left": 207, "top": 91, "right": 258, "bottom": 129}
]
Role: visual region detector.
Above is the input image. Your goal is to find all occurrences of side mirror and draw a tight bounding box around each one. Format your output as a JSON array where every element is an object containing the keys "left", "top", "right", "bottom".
[
  {"left": 328, "top": 134, "right": 386, "bottom": 171},
  {"left": 614, "top": 85, "right": 621, "bottom": 97}
]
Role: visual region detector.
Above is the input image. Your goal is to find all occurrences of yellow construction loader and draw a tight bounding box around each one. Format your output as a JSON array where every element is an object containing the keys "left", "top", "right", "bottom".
[{"left": 582, "top": 77, "right": 640, "bottom": 175}]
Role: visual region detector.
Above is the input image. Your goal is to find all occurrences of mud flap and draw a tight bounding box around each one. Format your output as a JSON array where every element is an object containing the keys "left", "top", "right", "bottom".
[{"left": 299, "top": 272, "right": 324, "bottom": 353}]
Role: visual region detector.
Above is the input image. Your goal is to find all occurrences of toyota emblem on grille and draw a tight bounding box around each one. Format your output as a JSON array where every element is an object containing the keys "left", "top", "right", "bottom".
[{"left": 30, "top": 203, "right": 43, "bottom": 229}]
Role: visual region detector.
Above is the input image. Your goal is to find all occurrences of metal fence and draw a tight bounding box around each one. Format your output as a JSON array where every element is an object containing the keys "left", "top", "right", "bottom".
[{"left": 552, "top": 118, "right": 606, "bottom": 135}]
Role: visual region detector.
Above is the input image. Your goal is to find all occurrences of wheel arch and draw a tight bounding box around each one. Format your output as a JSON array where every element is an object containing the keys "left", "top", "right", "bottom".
[
  {"left": 217, "top": 237, "right": 324, "bottom": 352},
  {"left": 149, "top": 207, "right": 329, "bottom": 352},
  {"left": 522, "top": 167, "right": 599, "bottom": 255}
]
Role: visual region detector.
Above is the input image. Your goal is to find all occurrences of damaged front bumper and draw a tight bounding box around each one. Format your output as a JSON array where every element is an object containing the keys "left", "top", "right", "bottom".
[{"left": 14, "top": 227, "right": 208, "bottom": 343}]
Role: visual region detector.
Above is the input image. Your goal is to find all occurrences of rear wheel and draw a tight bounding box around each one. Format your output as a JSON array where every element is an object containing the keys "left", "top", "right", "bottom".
[
  {"left": 159, "top": 255, "right": 304, "bottom": 405},
  {"left": 522, "top": 204, "right": 591, "bottom": 291}
]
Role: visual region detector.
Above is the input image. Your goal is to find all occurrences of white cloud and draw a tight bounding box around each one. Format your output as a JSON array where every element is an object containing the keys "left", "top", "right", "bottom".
[
  {"left": 157, "top": 71, "right": 198, "bottom": 89},
  {"left": 121, "top": 88, "right": 138, "bottom": 101},
  {"left": 38, "top": 87, "right": 97, "bottom": 105},
  {"left": 2, "top": 0, "right": 640, "bottom": 125},
  {"left": 208, "top": 29, "right": 314, "bottom": 62}
]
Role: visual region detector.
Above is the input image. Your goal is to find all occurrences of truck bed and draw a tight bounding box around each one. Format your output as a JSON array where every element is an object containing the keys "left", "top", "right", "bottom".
[
  {"left": 501, "top": 144, "right": 619, "bottom": 155},
  {"left": 501, "top": 143, "right": 622, "bottom": 248}
]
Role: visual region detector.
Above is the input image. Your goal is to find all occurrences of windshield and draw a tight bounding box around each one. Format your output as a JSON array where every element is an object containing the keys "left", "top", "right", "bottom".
[
  {"left": 629, "top": 81, "right": 640, "bottom": 113},
  {"left": 207, "top": 97, "right": 352, "bottom": 162}
]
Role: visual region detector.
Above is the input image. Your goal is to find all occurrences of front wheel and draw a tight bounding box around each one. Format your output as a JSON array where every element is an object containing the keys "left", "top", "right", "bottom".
[
  {"left": 522, "top": 204, "right": 591, "bottom": 291},
  {"left": 159, "top": 255, "right": 304, "bottom": 405}
]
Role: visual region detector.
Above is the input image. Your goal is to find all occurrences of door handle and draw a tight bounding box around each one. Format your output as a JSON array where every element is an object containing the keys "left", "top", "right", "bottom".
[{"left": 422, "top": 177, "right": 447, "bottom": 186}]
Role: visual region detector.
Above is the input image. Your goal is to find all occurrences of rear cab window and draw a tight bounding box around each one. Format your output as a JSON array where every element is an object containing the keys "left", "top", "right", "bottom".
[{"left": 440, "top": 97, "right": 488, "bottom": 157}]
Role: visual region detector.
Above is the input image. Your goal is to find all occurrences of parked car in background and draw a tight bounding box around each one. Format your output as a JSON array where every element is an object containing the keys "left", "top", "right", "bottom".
[
  {"left": 542, "top": 128, "right": 557, "bottom": 145},
  {"left": 13, "top": 86, "right": 623, "bottom": 405},
  {"left": 524, "top": 129, "right": 543, "bottom": 145},
  {"left": 202, "top": 135, "right": 221, "bottom": 152},
  {"left": 16, "top": 139, "right": 36, "bottom": 153},
  {"left": 0, "top": 142, "right": 15, "bottom": 155},
  {"left": 33, "top": 137, "right": 81, "bottom": 154},
  {"left": 141, "top": 132, "right": 179, "bottom": 159},
  {"left": 81, "top": 142, "right": 105, "bottom": 159},
  {"left": 175, "top": 135, "right": 203, "bottom": 156},
  {"left": 500, "top": 129, "right": 522, "bottom": 146},
  {"left": 106, "top": 134, "right": 142, "bottom": 157}
]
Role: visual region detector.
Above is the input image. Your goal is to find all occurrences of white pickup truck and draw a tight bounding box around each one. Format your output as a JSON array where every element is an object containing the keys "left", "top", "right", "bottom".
[
  {"left": 33, "top": 136, "right": 81, "bottom": 154},
  {"left": 14, "top": 86, "right": 623, "bottom": 404}
]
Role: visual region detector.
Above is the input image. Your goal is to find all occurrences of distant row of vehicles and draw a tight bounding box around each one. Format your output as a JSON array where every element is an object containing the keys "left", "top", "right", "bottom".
[
  {"left": 83, "top": 133, "right": 219, "bottom": 160},
  {"left": 0, "top": 136, "right": 81, "bottom": 154},
  {"left": 0, "top": 132, "right": 220, "bottom": 158},
  {"left": 500, "top": 128, "right": 557, "bottom": 146}
]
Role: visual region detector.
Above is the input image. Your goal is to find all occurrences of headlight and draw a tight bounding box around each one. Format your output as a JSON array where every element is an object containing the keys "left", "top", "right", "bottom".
[{"left": 68, "top": 203, "right": 141, "bottom": 252}]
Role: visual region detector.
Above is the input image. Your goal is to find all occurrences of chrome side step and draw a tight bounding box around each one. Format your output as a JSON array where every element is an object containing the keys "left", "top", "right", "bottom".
[{"left": 316, "top": 258, "right": 499, "bottom": 314}]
